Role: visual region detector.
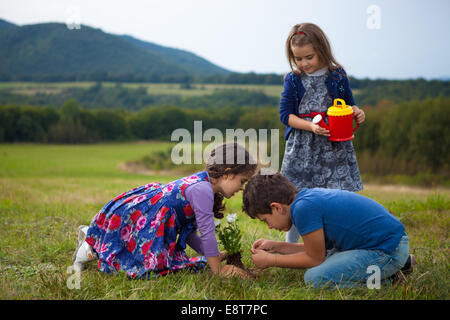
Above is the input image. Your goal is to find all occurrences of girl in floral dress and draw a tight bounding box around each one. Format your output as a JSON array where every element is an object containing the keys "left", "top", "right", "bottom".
[{"left": 72, "top": 143, "right": 257, "bottom": 279}]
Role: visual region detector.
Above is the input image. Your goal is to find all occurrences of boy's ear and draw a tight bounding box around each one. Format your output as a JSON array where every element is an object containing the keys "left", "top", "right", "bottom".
[
  {"left": 269, "top": 202, "right": 283, "bottom": 214},
  {"left": 270, "top": 202, "right": 289, "bottom": 216}
]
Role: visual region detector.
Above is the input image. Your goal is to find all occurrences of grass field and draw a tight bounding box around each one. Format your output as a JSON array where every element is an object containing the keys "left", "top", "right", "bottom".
[
  {"left": 0, "top": 82, "right": 285, "bottom": 98},
  {"left": 0, "top": 142, "right": 448, "bottom": 299}
]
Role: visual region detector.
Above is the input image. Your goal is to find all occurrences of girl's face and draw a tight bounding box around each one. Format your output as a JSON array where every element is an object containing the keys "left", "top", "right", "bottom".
[
  {"left": 214, "top": 172, "right": 252, "bottom": 199},
  {"left": 291, "top": 44, "right": 324, "bottom": 74}
]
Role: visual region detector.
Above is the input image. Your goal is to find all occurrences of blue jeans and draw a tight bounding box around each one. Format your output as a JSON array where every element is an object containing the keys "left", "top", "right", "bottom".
[{"left": 304, "top": 234, "right": 409, "bottom": 289}]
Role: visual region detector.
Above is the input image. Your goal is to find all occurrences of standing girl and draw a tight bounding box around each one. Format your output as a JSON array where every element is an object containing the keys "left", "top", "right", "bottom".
[
  {"left": 279, "top": 23, "right": 365, "bottom": 243},
  {"left": 72, "top": 142, "right": 257, "bottom": 278}
]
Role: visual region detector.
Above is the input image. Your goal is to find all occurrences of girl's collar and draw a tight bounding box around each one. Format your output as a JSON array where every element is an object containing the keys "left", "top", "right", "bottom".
[{"left": 304, "top": 66, "right": 328, "bottom": 77}]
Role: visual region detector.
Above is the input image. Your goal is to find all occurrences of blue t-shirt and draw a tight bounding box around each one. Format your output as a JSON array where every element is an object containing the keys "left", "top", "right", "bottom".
[{"left": 290, "top": 188, "right": 405, "bottom": 254}]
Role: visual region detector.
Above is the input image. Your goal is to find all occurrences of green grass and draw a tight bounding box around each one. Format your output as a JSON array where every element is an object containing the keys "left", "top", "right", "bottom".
[
  {"left": 0, "top": 142, "right": 449, "bottom": 299},
  {"left": 0, "top": 82, "right": 284, "bottom": 98}
]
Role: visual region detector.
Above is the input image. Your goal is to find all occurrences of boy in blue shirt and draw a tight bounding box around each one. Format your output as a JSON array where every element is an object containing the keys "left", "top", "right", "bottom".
[{"left": 242, "top": 173, "right": 415, "bottom": 288}]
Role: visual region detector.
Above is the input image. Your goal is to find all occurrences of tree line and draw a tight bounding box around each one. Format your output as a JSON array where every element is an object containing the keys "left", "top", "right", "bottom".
[
  {"left": 353, "top": 97, "right": 449, "bottom": 181},
  {"left": 0, "top": 85, "right": 279, "bottom": 111},
  {"left": 349, "top": 77, "right": 450, "bottom": 106},
  {"left": 1, "top": 97, "right": 449, "bottom": 180},
  {"left": 0, "top": 79, "right": 448, "bottom": 112},
  {"left": 0, "top": 72, "right": 285, "bottom": 86},
  {"left": 0, "top": 98, "right": 281, "bottom": 143}
]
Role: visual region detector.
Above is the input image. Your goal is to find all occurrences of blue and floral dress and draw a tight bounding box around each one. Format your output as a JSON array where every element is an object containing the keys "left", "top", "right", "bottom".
[
  {"left": 280, "top": 68, "right": 363, "bottom": 192},
  {"left": 85, "top": 171, "right": 210, "bottom": 279}
]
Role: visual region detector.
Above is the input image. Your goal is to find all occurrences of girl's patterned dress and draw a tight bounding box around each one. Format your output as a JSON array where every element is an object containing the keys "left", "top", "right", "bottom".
[
  {"left": 281, "top": 68, "right": 363, "bottom": 192},
  {"left": 85, "top": 171, "right": 210, "bottom": 279}
]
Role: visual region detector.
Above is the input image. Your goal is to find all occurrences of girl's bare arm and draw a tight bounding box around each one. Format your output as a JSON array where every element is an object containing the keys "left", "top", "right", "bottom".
[{"left": 288, "top": 114, "right": 330, "bottom": 136}]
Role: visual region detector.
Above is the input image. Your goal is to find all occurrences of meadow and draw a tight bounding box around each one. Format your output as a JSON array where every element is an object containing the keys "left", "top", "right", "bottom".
[
  {"left": 0, "top": 81, "right": 285, "bottom": 98},
  {"left": 0, "top": 142, "right": 448, "bottom": 300}
]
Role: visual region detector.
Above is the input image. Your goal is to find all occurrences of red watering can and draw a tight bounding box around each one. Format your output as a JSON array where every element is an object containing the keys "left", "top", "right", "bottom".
[{"left": 312, "top": 98, "right": 359, "bottom": 142}]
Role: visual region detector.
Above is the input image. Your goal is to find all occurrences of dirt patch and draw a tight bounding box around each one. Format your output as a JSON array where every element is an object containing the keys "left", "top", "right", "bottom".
[{"left": 362, "top": 183, "right": 449, "bottom": 196}]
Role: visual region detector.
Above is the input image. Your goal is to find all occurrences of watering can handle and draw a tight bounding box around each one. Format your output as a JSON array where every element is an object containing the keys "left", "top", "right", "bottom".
[
  {"left": 333, "top": 99, "right": 346, "bottom": 108},
  {"left": 353, "top": 120, "right": 360, "bottom": 133}
]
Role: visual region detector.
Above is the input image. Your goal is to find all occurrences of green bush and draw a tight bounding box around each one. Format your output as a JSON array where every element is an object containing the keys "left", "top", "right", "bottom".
[{"left": 354, "top": 97, "right": 450, "bottom": 184}]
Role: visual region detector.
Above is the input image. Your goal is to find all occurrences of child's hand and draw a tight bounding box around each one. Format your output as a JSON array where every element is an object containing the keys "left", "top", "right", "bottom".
[
  {"left": 220, "top": 264, "right": 249, "bottom": 279},
  {"left": 251, "top": 239, "right": 277, "bottom": 253},
  {"left": 352, "top": 105, "right": 365, "bottom": 124},
  {"left": 251, "top": 249, "right": 276, "bottom": 269},
  {"left": 310, "top": 123, "right": 330, "bottom": 136},
  {"left": 219, "top": 250, "right": 228, "bottom": 262}
]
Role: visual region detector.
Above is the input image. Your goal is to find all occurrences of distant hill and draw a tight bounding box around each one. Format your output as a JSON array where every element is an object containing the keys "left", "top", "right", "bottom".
[
  {"left": 120, "top": 35, "right": 230, "bottom": 77},
  {"left": 0, "top": 18, "right": 230, "bottom": 81},
  {"left": 0, "top": 18, "right": 16, "bottom": 29}
]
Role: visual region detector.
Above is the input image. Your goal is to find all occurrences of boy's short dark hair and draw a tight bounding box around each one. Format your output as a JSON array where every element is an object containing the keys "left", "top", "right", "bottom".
[{"left": 242, "top": 173, "right": 298, "bottom": 219}]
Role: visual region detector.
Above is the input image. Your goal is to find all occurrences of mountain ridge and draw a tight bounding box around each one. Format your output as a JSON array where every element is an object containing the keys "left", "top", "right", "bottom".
[{"left": 0, "top": 18, "right": 230, "bottom": 81}]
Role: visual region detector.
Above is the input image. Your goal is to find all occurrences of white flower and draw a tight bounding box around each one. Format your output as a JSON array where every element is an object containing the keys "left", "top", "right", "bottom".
[
  {"left": 214, "top": 219, "right": 221, "bottom": 227},
  {"left": 226, "top": 213, "right": 238, "bottom": 223}
]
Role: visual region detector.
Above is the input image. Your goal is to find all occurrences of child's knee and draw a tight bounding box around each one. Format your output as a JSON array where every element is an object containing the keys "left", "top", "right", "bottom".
[{"left": 304, "top": 268, "right": 330, "bottom": 288}]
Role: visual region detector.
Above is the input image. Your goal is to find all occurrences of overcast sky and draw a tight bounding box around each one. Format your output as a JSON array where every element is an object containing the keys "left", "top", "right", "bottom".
[{"left": 1, "top": 0, "right": 449, "bottom": 79}]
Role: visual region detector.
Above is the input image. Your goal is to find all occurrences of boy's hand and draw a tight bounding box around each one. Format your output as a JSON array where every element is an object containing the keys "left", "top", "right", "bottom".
[
  {"left": 352, "top": 105, "right": 365, "bottom": 124},
  {"left": 220, "top": 264, "right": 248, "bottom": 279},
  {"left": 251, "top": 239, "right": 277, "bottom": 253},
  {"left": 251, "top": 249, "right": 276, "bottom": 269}
]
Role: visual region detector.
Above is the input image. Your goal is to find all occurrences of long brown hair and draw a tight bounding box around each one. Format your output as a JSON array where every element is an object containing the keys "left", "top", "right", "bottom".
[
  {"left": 206, "top": 142, "right": 258, "bottom": 219},
  {"left": 285, "top": 23, "right": 343, "bottom": 76}
]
